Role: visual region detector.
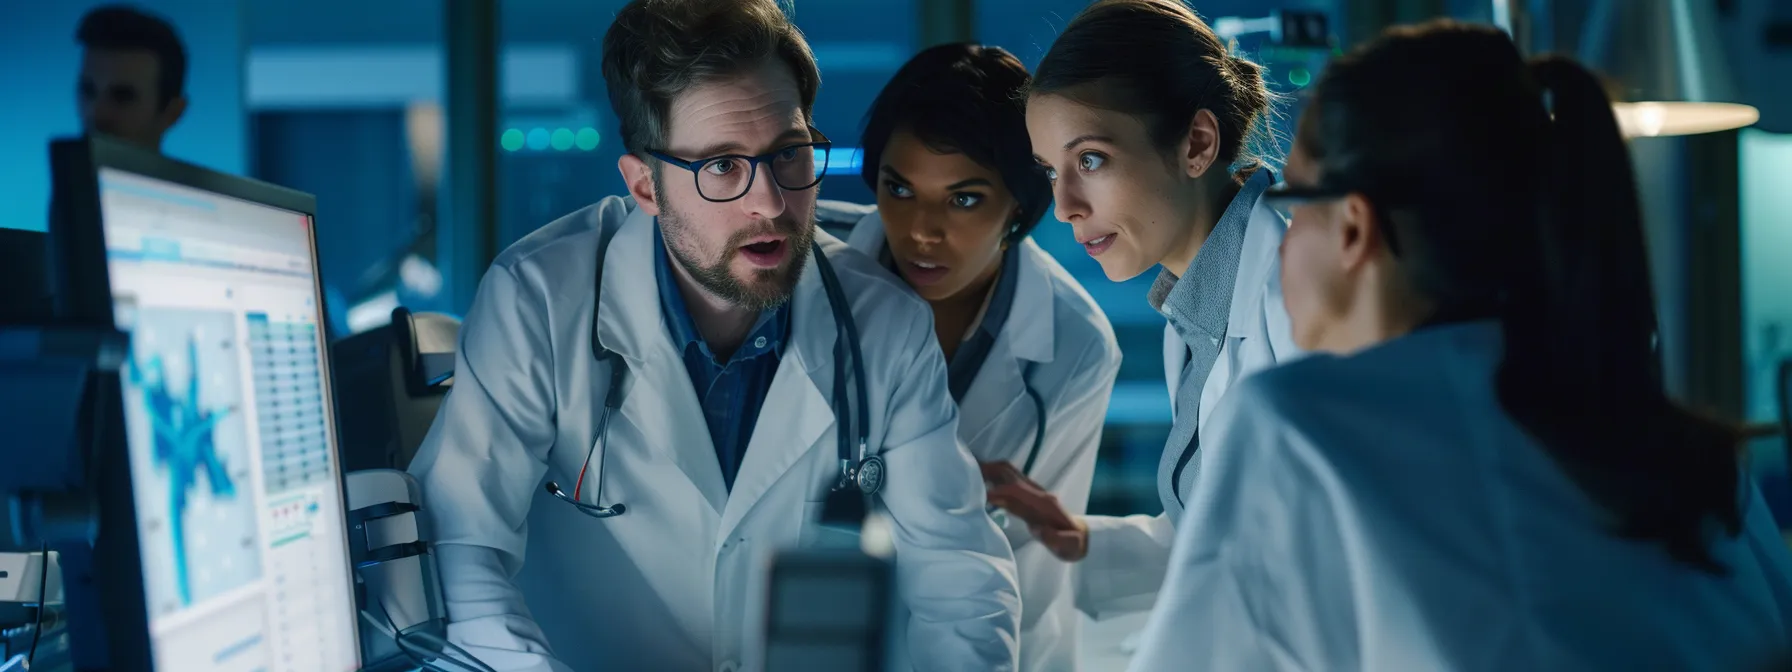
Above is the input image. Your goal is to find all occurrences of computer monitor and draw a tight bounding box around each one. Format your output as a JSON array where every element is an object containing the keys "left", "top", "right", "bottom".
[{"left": 49, "top": 136, "right": 361, "bottom": 672}]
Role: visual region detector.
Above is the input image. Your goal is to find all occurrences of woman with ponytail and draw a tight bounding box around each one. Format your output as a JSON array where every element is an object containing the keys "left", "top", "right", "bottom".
[
  {"left": 987, "top": 0, "right": 1302, "bottom": 621},
  {"left": 1129, "top": 20, "right": 1792, "bottom": 671}
]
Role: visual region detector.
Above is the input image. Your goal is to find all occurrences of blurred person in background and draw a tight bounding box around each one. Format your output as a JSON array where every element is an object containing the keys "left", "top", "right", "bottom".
[{"left": 76, "top": 4, "right": 187, "bottom": 153}]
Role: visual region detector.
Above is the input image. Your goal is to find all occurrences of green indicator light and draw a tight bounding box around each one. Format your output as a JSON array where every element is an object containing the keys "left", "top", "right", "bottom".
[
  {"left": 1288, "top": 68, "right": 1312, "bottom": 87},
  {"left": 551, "top": 128, "right": 575, "bottom": 151},
  {"left": 500, "top": 128, "right": 525, "bottom": 151},
  {"left": 576, "top": 127, "right": 601, "bottom": 151}
]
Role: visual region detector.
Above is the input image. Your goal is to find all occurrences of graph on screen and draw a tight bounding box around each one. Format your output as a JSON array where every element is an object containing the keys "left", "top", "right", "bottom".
[
  {"left": 248, "top": 312, "right": 332, "bottom": 494},
  {"left": 121, "top": 307, "right": 264, "bottom": 616},
  {"left": 98, "top": 165, "right": 363, "bottom": 671}
]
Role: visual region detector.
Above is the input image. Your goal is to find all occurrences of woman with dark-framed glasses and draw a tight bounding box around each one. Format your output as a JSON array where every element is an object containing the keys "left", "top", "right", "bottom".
[{"left": 1130, "top": 20, "right": 1792, "bottom": 671}]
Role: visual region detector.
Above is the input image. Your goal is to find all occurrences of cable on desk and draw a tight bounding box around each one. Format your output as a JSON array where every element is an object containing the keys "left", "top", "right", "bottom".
[
  {"left": 359, "top": 596, "right": 496, "bottom": 672},
  {"left": 25, "top": 543, "right": 47, "bottom": 668}
]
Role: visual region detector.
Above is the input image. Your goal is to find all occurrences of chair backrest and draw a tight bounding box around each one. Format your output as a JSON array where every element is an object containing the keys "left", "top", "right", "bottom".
[
  {"left": 332, "top": 307, "right": 460, "bottom": 472},
  {"left": 394, "top": 310, "right": 459, "bottom": 394},
  {"left": 390, "top": 308, "right": 460, "bottom": 465}
]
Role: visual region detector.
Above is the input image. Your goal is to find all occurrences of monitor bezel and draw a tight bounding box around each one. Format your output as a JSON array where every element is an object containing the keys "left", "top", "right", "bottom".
[{"left": 49, "top": 135, "right": 363, "bottom": 671}]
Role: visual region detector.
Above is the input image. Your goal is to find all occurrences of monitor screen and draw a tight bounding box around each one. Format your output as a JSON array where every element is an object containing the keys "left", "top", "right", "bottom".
[{"left": 98, "top": 166, "right": 359, "bottom": 672}]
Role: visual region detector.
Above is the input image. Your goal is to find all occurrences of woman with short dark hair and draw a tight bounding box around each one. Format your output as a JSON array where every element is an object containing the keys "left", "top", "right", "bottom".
[{"left": 826, "top": 42, "right": 1122, "bottom": 672}]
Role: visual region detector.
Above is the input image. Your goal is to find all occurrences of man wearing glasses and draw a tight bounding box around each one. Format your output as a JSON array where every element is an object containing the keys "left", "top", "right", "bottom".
[{"left": 406, "top": 1, "right": 1022, "bottom": 671}]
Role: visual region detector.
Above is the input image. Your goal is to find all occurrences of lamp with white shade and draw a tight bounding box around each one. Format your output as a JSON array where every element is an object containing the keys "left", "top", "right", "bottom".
[{"left": 1500, "top": 0, "right": 1761, "bottom": 137}]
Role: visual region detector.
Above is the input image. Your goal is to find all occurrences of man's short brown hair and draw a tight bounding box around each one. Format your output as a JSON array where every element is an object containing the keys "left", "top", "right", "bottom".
[
  {"left": 77, "top": 4, "right": 187, "bottom": 110},
  {"left": 601, "top": 0, "right": 821, "bottom": 158}
]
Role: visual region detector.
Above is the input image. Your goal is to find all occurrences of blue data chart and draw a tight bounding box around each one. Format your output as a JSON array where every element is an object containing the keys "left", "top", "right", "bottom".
[
  {"left": 247, "top": 313, "right": 332, "bottom": 495},
  {"left": 120, "top": 308, "right": 264, "bottom": 616}
]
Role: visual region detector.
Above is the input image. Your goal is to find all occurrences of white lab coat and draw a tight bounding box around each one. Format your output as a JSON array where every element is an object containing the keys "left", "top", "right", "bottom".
[
  {"left": 408, "top": 196, "right": 1021, "bottom": 672},
  {"left": 837, "top": 203, "right": 1124, "bottom": 672},
  {"left": 1131, "top": 320, "right": 1792, "bottom": 671},
  {"left": 1075, "top": 189, "right": 1299, "bottom": 618}
]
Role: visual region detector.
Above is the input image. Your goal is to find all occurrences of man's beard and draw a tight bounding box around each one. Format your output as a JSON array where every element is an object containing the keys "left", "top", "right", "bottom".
[{"left": 656, "top": 185, "right": 816, "bottom": 312}]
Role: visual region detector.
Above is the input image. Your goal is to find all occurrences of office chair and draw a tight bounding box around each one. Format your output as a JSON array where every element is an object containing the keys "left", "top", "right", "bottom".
[
  {"left": 332, "top": 307, "right": 461, "bottom": 473},
  {"left": 329, "top": 309, "right": 459, "bottom": 669}
]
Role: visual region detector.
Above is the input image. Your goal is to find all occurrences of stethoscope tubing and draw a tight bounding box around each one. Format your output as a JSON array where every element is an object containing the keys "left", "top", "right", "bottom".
[{"left": 549, "top": 238, "right": 872, "bottom": 517}]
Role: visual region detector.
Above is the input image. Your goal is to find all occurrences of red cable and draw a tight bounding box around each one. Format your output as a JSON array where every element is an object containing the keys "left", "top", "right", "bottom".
[{"left": 572, "top": 462, "right": 591, "bottom": 501}]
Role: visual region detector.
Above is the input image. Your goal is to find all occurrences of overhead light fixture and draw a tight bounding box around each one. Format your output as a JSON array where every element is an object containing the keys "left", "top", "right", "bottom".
[
  {"left": 1573, "top": 0, "right": 1760, "bottom": 137},
  {"left": 1609, "top": 101, "right": 1760, "bottom": 139}
]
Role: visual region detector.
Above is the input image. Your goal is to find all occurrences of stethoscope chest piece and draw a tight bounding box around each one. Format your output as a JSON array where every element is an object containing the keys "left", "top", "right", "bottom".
[{"left": 853, "top": 455, "right": 886, "bottom": 495}]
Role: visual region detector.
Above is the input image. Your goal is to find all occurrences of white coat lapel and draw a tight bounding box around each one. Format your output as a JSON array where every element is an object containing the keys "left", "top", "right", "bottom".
[
  {"left": 593, "top": 209, "right": 729, "bottom": 515},
  {"left": 1225, "top": 198, "right": 1285, "bottom": 342},
  {"left": 842, "top": 207, "right": 886, "bottom": 252},
  {"left": 843, "top": 225, "right": 1060, "bottom": 465},
  {"left": 1189, "top": 196, "right": 1288, "bottom": 431},
  {"left": 715, "top": 243, "right": 838, "bottom": 541},
  {"left": 958, "top": 241, "right": 1056, "bottom": 457},
  {"left": 1163, "top": 324, "right": 1188, "bottom": 413},
  {"left": 959, "top": 353, "right": 1024, "bottom": 456}
]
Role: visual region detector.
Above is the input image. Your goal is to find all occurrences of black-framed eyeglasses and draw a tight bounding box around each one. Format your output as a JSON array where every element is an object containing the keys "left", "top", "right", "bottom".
[
  {"left": 1263, "top": 182, "right": 1405, "bottom": 256},
  {"left": 647, "top": 128, "right": 832, "bottom": 203},
  {"left": 1262, "top": 183, "right": 1352, "bottom": 220}
]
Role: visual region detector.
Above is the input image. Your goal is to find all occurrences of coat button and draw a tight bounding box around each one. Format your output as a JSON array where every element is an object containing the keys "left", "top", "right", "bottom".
[{"left": 754, "top": 336, "right": 767, "bottom": 349}]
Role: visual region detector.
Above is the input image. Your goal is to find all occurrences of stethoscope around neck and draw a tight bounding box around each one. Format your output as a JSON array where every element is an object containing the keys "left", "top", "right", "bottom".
[
  {"left": 983, "top": 362, "right": 1046, "bottom": 526},
  {"left": 545, "top": 240, "right": 879, "bottom": 519}
]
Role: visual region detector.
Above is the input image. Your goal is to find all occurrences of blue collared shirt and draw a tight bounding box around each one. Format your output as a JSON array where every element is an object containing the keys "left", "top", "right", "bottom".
[
  {"left": 878, "top": 243, "right": 1022, "bottom": 403},
  {"left": 943, "top": 244, "right": 1022, "bottom": 403},
  {"left": 654, "top": 226, "right": 789, "bottom": 491}
]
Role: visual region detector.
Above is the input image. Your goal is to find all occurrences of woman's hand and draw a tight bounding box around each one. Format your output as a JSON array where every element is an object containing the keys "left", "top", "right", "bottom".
[{"left": 979, "top": 461, "right": 1090, "bottom": 562}]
